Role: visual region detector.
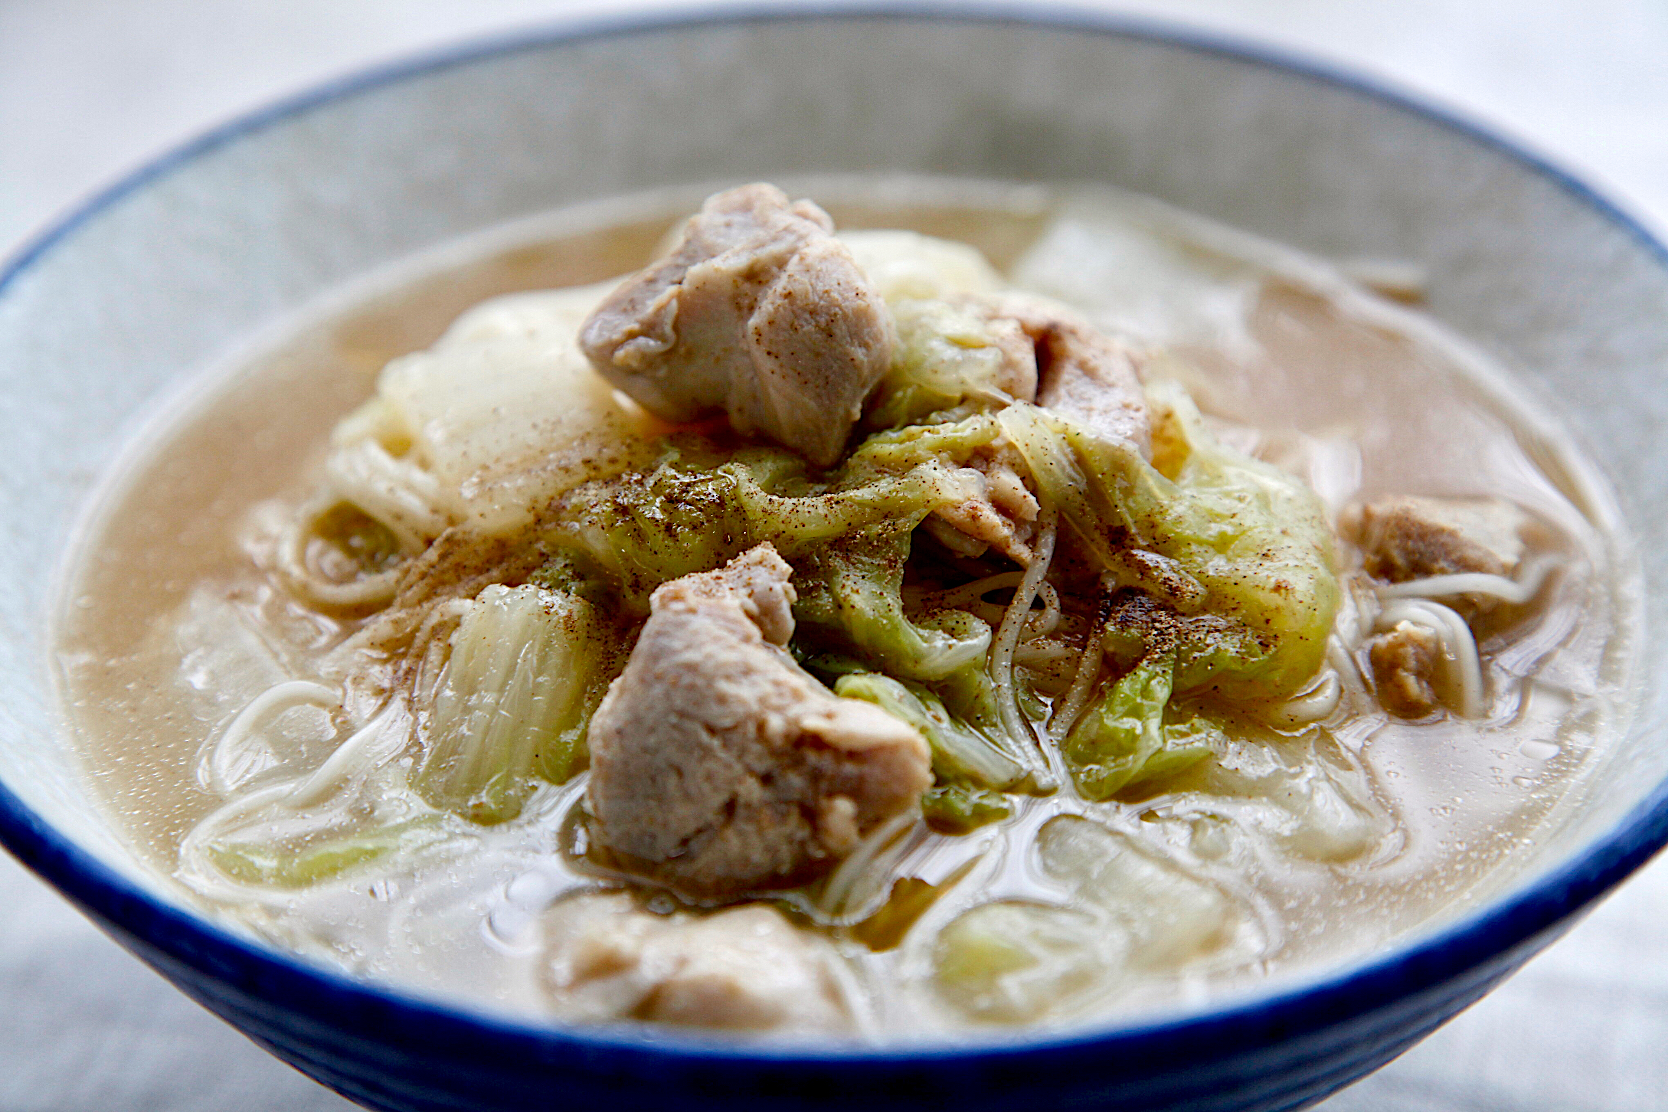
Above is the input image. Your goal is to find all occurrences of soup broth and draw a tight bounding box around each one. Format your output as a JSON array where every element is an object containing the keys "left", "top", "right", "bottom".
[{"left": 54, "top": 179, "right": 1638, "bottom": 1038}]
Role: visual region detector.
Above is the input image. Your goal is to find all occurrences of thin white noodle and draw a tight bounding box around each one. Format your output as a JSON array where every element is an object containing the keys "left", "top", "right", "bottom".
[
  {"left": 1376, "top": 599, "right": 1485, "bottom": 718},
  {"left": 1049, "top": 608, "right": 1108, "bottom": 742},
  {"left": 323, "top": 439, "right": 449, "bottom": 551},
  {"left": 1319, "top": 577, "right": 1379, "bottom": 716},
  {"left": 286, "top": 704, "right": 408, "bottom": 808},
  {"left": 1029, "top": 582, "right": 1062, "bottom": 639},
  {"left": 192, "top": 782, "right": 296, "bottom": 840},
  {"left": 817, "top": 809, "right": 922, "bottom": 921},
  {"left": 178, "top": 781, "right": 297, "bottom": 870},
  {"left": 174, "top": 779, "right": 314, "bottom": 906},
  {"left": 820, "top": 949, "right": 882, "bottom": 1043},
  {"left": 965, "top": 601, "right": 1011, "bottom": 627},
  {"left": 413, "top": 596, "right": 474, "bottom": 649},
  {"left": 277, "top": 499, "right": 405, "bottom": 608},
  {"left": 1271, "top": 670, "right": 1343, "bottom": 725},
  {"left": 1326, "top": 634, "right": 1372, "bottom": 706},
  {"left": 910, "top": 577, "right": 1059, "bottom": 641},
  {"left": 206, "top": 680, "right": 342, "bottom": 795},
  {"left": 988, "top": 508, "right": 1058, "bottom": 767},
  {"left": 177, "top": 776, "right": 456, "bottom": 909},
  {"left": 1378, "top": 556, "right": 1556, "bottom": 606},
  {"left": 911, "top": 572, "right": 1024, "bottom": 611},
  {"left": 1013, "top": 641, "right": 1075, "bottom": 668},
  {"left": 409, "top": 598, "right": 475, "bottom": 705},
  {"left": 1335, "top": 576, "right": 1381, "bottom": 648}
]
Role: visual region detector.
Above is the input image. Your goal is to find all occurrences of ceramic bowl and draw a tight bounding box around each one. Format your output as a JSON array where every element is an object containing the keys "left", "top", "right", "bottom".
[{"left": 2, "top": 7, "right": 1666, "bottom": 1112}]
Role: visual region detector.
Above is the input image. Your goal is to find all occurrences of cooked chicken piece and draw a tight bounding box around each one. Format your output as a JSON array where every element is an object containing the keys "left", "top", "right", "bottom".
[
  {"left": 542, "top": 892, "right": 852, "bottom": 1033},
  {"left": 967, "top": 293, "right": 1151, "bottom": 458},
  {"left": 1368, "top": 619, "right": 1444, "bottom": 718},
  {"left": 908, "top": 293, "right": 1142, "bottom": 563},
  {"left": 926, "top": 441, "right": 1041, "bottom": 564},
  {"left": 1353, "top": 495, "right": 1528, "bottom": 582},
  {"left": 586, "top": 544, "right": 932, "bottom": 896},
  {"left": 580, "top": 183, "right": 895, "bottom": 467},
  {"left": 1350, "top": 494, "right": 1534, "bottom": 624}
]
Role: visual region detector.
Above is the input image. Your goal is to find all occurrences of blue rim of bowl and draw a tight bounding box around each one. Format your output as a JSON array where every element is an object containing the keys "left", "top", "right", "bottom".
[{"left": 3, "top": 0, "right": 1667, "bottom": 1079}]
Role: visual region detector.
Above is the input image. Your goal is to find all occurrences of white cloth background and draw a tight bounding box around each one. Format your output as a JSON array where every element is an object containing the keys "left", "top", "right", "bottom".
[{"left": 2, "top": 2, "right": 1666, "bottom": 1109}]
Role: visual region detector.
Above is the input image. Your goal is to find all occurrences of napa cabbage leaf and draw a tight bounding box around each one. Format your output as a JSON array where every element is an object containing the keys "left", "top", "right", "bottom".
[
  {"left": 933, "top": 815, "right": 1247, "bottom": 1021},
  {"left": 998, "top": 381, "right": 1338, "bottom": 704},
  {"left": 207, "top": 814, "right": 455, "bottom": 889},
  {"left": 545, "top": 419, "right": 1005, "bottom": 691},
  {"left": 834, "top": 673, "right": 1026, "bottom": 791},
  {"left": 1061, "top": 639, "right": 1224, "bottom": 802},
  {"left": 866, "top": 298, "right": 1026, "bottom": 429},
  {"left": 840, "top": 229, "right": 1004, "bottom": 304},
  {"left": 414, "top": 583, "right": 621, "bottom": 824},
  {"left": 342, "top": 284, "right": 663, "bottom": 537}
]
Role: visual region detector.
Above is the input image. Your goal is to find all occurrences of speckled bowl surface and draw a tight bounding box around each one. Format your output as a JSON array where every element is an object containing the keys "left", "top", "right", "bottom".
[{"left": 2, "top": 6, "right": 1667, "bottom": 1112}]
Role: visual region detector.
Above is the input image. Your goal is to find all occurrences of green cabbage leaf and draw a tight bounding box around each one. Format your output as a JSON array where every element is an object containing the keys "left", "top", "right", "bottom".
[
  {"left": 545, "top": 419, "right": 1006, "bottom": 694},
  {"left": 1061, "top": 637, "right": 1223, "bottom": 802},
  {"left": 542, "top": 418, "right": 1037, "bottom": 792},
  {"left": 867, "top": 298, "right": 1024, "bottom": 429},
  {"left": 998, "top": 382, "right": 1338, "bottom": 705},
  {"left": 835, "top": 673, "right": 1027, "bottom": 791}
]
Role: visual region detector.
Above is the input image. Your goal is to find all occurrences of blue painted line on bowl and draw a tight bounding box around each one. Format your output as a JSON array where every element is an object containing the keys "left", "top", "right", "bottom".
[{"left": 2, "top": 2, "right": 1667, "bottom": 1102}]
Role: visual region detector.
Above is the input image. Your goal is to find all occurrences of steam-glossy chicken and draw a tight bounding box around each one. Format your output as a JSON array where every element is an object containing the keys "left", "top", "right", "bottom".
[
  {"left": 586, "top": 545, "right": 932, "bottom": 896},
  {"left": 580, "top": 183, "right": 895, "bottom": 467}
]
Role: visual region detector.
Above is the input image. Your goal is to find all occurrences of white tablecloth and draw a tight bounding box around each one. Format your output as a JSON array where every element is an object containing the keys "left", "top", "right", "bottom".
[{"left": 3, "top": 2, "right": 1666, "bottom": 1108}]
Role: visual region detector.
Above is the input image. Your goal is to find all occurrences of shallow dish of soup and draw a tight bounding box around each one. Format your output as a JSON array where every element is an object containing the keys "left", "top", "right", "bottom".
[{"left": 4, "top": 9, "right": 1668, "bottom": 1112}]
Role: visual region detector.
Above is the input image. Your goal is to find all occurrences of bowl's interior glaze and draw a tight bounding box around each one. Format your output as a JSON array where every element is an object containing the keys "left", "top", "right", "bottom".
[{"left": 2, "top": 9, "right": 1666, "bottom": 1023}]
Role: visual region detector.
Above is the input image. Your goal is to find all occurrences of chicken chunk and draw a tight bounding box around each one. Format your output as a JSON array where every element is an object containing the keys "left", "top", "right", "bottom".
[
  {"left": 974, "top": 293, "right": 1151, "bottom": 458},
  {"left": 925, "top": 441, "right": 1041, "bottom": 564},
  {"left": 542, "top": 892, "right": 852, "bottom": 1034},
  {"left": 1368, "top": 619, "right": 1444, "bottom": 718},
  {"left": 1353, "top": 495, "right": 1528, "bottom": 582},
  {"left": 580, "top": 183, "right": 896, "bottom": 467},
  {"left": 908, "top": 293, "right": 1144, "bottom": 563},
  {"left": 586, "top": 545, "right": 932, "bottom": 896},
  {"left": 1351, "top": 494, "right": 1535, "bottom": 624}
]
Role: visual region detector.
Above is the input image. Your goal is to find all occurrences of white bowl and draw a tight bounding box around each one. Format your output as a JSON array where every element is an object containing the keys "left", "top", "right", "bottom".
[{"left": 1, "top": 8, "right": 1665, "bottom": 1111}]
